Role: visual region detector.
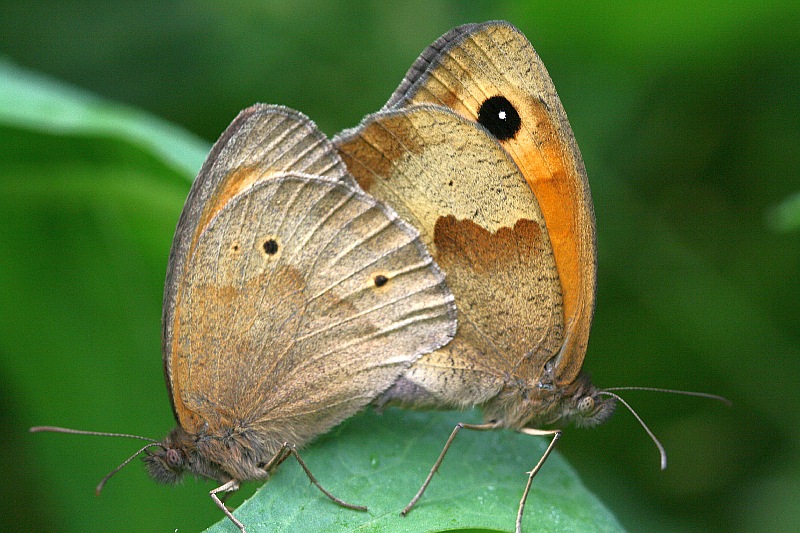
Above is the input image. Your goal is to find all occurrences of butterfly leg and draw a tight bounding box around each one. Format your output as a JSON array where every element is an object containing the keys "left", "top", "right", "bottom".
[
  {"left": 210, "top": 479, "right": 245, "bottom": 532},
  {"left": 515, "top": 427, "right": 562, "bottom": 533},
  {"left": 263, "top": 443, "right": 368, "bottom": 511},
  {"left": 402, "top": 421, "right": 500, "bottom": 516}
]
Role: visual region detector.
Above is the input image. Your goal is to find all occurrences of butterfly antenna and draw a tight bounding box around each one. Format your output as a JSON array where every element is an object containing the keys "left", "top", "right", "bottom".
[
  {"left": 95, "top": 442, "right": 164, "bottom": 495},
  {"left": 30, "top": 426, "right": 158, "bottom": 442},
  {"left": 30, "top": 426, "right": 162, "bottom": 495},
  {"left": 599, "top": 387, "right": 730, "bottom": 470},
  {"left": 604, "top": 387, "right": 732, "bottom": 406},
  {"left": 598, "top": 390, "right": 668, "bottom": 470}
]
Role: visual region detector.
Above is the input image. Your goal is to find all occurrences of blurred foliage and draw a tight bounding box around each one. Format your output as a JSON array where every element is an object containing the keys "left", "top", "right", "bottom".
[
  {"left": 1, "top": 1, "right": 798, "bottom": 532},
  {"left": 768, "top": 191, "right": 800, "bottom": 232}
]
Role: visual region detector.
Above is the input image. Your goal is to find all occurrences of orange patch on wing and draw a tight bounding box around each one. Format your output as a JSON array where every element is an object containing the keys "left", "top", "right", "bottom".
[
  {"left": 408, "top": 81, "right": 586, "bottom": 334},
  {"left": 424, "top": 90, "right": 591, "bottom": 382},
  {"left": 195, "top": 166, "right": 262, "bottom": 246},
  {"left": 404, "top": 79, "right": 586, "bottom": 335},
  {"left": 503, "top": 98, "right": 584, "bottom": 340}
]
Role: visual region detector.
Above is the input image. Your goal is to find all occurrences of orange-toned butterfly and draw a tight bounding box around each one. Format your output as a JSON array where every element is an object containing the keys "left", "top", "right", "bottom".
[{"left": 335, "top": 20, "right": 728, "bottom": 532}]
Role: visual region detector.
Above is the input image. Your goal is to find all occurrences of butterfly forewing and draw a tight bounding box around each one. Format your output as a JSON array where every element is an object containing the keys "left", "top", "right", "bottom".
[{"left": 384, "top": 21, "right": 595, "bottom": 384}]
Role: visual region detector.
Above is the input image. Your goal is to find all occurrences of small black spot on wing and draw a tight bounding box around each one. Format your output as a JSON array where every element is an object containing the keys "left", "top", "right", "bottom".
[{"left": 263, "top": 238, "right": 279, "bottom": 255}]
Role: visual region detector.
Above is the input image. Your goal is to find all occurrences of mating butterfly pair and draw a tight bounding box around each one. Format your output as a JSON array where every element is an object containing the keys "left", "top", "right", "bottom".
[{"left": 33, "top": 21, "right": 727, "bottom": 533}]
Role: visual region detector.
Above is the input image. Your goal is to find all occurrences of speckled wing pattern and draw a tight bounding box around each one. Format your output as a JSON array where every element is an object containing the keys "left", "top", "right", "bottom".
[
  {"left": 381, "top": 21, "right": 596, "bottom": 386},
  {"left": 335, "top": 104, "right": 564, "bottom": 409}
]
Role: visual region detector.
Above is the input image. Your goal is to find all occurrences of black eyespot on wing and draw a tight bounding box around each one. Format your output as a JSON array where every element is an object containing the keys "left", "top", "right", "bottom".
[
  {"left": 478, "top": 95, "right": 521, "bottom": 141},
  {"left": 263, "top": 238, "right": 279, "bottom": 255},
  {"left": 373, "top": 274, "right": 389, "bottom": 288}
]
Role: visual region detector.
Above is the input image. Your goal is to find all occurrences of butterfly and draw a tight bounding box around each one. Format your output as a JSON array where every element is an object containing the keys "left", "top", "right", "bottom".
[
  {"left": 335, "top": 20, "right": 727, "bottom": 532},
  {"left": 32, "top": 104, "right": 457, "bottom": 532}
]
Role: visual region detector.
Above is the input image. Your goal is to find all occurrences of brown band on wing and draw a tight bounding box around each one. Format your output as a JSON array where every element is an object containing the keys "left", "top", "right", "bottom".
[
  {"left": 433, "top": 215, "right": 543, "bottom": 273},
  {"left": 405, "top": 88, "right": 592, "bottom": 383},
  {"left": 433, "top": 215, "right": 563, "bottom": 374},
  {"left": 388, "top": 23, "right": 596, "bottom": 384}
]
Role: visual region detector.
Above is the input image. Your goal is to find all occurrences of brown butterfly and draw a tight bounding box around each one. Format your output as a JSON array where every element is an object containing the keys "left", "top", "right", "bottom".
[
  {"left": 32, "top": 104, "right": 457, "bottom": 532},
  {"left": 335, "top": 21, "right": 728, "bottom": 532}
]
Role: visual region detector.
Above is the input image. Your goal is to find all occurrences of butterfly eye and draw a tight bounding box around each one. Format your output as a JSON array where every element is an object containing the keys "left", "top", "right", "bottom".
[
  {"left": 478, "top": 95, "right": 522, "bottom": 141},
  {"left": 165, "top": 448, "right": 183, "bottom": 469},
  {"left": 577, "top": 396, "right": 595, "bottom": 413}
]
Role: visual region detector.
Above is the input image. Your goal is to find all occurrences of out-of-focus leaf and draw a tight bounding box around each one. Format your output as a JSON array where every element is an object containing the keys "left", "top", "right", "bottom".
[
  {"left": 0, "top": 63, "right": 210, "bottom": 532},
  {"left": 766, "top": 191, "right": 800, "bottom": 232},
  {"left": 0, "top": 58, "right": 207, "bottom": 176}
]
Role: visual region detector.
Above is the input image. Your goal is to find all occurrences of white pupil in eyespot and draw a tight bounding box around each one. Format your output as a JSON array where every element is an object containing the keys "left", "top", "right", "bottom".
[{"left": 498, "top": 111, "right": 507, "bottom": 120}]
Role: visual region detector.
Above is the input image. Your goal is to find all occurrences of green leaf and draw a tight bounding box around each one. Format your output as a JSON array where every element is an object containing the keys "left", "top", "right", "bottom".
[{"left": 206, "top": 409, "right": 623, "bottom": 533}]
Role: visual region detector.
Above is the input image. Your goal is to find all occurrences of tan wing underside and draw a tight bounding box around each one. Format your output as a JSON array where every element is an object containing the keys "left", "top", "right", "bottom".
[
  {"left": 172, "top": 174, "right": 455, "bottom": 444},
  {"left": 163, "top": 105, "right": 353, "bottom": 421},
  {"left": 335, "top": 106, "right": 564, "bottom": 408},
  {"left": 389, "top": 22, "right": 597, "bottom": 386}
]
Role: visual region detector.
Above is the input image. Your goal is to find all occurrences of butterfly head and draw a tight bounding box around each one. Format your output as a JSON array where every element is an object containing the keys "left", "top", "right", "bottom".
[
  {"left": 143, "top": 426, "right": 229, "bottom": 485},
  {"left": 525, "top": 372, "right": 616, "bottom": 429},
  {"left": 561, "top": 374, "right": 617, "bottom": 428},
  {"left": 145, "top": 423, "right": 286, "bottom": 485},
  {"left": 143, "top": 427, "right": 194, "bottom": 484}
]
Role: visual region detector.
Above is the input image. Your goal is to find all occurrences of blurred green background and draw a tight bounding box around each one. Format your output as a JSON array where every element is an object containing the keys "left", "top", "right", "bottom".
[{"left": 2, "top": 1, "right": 798, "bottom": 532}]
